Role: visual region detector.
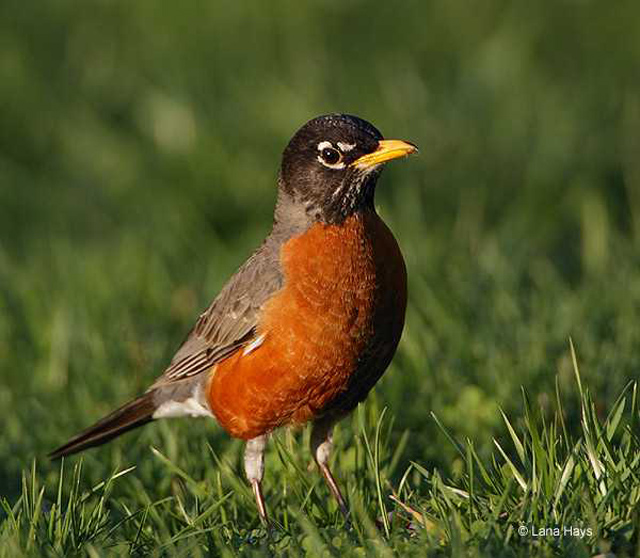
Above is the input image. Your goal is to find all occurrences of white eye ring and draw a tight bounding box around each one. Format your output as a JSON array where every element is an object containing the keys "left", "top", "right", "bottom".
[
  {"left": 316, "top": 141, "right": 345, "bottom": 169},
  {"left": 337, "top": 141, "right": 356, "bottom": 152}
]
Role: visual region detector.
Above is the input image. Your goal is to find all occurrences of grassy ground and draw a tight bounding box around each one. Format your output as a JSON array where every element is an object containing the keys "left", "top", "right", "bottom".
[{"left": 1, "top": 1, "right": 640, "bottom": 556}]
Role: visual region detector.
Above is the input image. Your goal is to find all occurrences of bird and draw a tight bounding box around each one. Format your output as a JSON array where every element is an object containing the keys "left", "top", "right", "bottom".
[{"left": 49, "top": 113, "right": 417, "bottom": 524}]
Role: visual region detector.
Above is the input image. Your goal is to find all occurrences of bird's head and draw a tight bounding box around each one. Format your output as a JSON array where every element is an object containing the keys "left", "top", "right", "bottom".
[{"left": 277, "top": 114, "right": 417, "bottom": 225}]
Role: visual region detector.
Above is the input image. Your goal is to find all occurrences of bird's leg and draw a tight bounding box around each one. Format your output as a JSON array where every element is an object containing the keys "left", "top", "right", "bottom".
[
  {"left": 244, "top": 435, "right": 269, "bottom": 525},
  {"left": 310, "top": 418, "right": 350, "bottom": 521}
]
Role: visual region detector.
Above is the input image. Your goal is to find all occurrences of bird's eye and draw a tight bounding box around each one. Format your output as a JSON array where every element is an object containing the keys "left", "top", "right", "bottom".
[
  {"left": 320, "top": 147, "right": 342, "bottom": 165},
  {"left": 316, "top": 141, "right": 345, "bottom": 169}
]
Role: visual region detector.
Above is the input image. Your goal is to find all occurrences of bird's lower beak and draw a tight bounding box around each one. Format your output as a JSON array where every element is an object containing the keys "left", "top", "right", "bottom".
[{"left": 351, "top": 139, "right": 418, "bottom": 169}]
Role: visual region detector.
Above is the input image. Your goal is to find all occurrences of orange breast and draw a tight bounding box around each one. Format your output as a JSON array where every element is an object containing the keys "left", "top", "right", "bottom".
[{"left": 207, "top": 211, "right": 407, "bottom": 440}]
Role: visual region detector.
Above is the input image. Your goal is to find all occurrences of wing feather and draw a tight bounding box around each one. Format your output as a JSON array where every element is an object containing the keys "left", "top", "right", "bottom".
[{"left": 151, "top": 236, "right": 284, "bottom": 388}]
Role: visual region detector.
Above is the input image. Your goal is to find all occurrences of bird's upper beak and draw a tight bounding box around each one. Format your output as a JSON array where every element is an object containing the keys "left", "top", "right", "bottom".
[{"left": 351, "top": 139, "right": 418, "bottom": 169}]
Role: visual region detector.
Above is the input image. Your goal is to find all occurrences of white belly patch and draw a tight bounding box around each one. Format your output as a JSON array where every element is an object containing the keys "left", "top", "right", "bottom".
[{"left": 152, "top": 384, "right": 213, "bottom": 419}]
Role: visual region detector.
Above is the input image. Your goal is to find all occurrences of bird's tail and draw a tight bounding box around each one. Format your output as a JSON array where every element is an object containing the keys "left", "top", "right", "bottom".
[{"left": 49, "top": 392, "right": 156, "bottom": 460}]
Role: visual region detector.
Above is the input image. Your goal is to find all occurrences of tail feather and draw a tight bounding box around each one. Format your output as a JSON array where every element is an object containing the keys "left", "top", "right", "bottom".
[{"left": 49, "top": 392, "right": 156, "bottom": 460}]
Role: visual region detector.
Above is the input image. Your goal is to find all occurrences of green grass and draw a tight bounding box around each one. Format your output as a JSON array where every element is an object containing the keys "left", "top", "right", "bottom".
[
  {"left": 2, "top": 0, "right": 640, "bottom": 556},
  {"left": 1, "top": 354, "right": 639, "bottom": 556}
]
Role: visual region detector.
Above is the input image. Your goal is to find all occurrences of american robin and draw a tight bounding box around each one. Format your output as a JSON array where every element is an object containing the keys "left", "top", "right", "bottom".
[{"left": 50, "top": 114, "right": 417, "bottom": 523}]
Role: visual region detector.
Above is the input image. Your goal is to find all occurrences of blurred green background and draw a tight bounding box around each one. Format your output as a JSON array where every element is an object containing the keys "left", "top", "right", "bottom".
[{"left": 1, "top": 0, "right": 639, "bottom": 507}]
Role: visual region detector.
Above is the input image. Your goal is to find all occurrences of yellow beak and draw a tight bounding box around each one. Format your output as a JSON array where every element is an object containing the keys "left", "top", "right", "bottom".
[{"left": 351, "top": 139, "right": 418, "bottom": 169}]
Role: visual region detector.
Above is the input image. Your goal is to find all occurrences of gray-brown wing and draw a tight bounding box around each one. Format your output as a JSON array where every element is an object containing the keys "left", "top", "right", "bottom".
[{"left": 151, "top": 236, "right": 284, "bottom": 388}]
